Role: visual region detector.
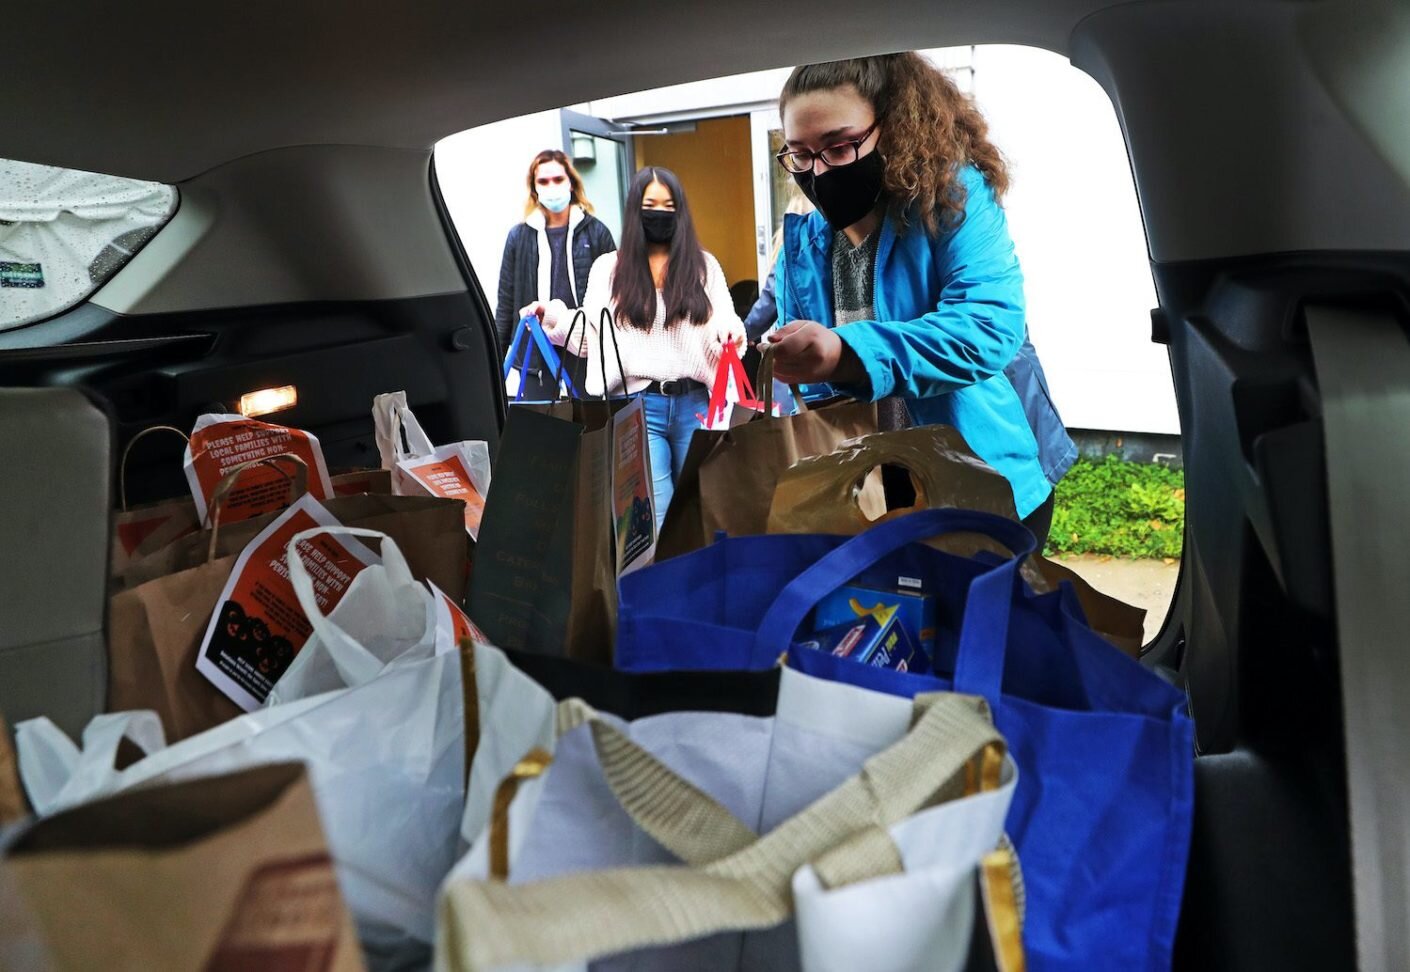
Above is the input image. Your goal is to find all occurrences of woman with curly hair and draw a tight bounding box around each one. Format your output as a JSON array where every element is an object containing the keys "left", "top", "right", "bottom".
[{"left": 767, "top": 53, "right": 1071, "bottom": 538}]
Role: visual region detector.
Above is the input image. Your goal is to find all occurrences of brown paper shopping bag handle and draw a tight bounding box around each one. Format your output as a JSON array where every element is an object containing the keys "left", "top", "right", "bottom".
[
  {"left": 785, "top": 428, "right": 1016, "bottom": 528},
  {"left": 118, "top": 425, "right": 190, "bottom": 511},
  {"left": 204, "top": 453, "right": 310, "bottom": 561},
  {"left": 758, "top": 344, "right": 809, "bottom": 418}
]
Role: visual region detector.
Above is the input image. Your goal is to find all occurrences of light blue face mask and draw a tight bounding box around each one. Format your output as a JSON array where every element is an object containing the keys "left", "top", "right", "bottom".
[{"left": 538, "top": 184, "right": 572, "bottom": 214}]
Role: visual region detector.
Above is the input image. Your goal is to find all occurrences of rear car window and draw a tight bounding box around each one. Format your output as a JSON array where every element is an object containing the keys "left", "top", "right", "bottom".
[{"left": 0, "top": 158, "right": 177, "bottom": 331}]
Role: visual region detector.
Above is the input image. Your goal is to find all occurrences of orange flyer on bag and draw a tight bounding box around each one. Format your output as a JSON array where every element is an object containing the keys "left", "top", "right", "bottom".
[
  {"left": 611, "top": 397, "right": 656, "bottom": 576},
  {"left": 196, "top": 494, "right": 379, "bottom": 710},
  {"left": 430, "top": 581, "right": 488, "bottom": 654},
  {"left": 396, "top": 445, "right": 488, "bottom": 539},
  {"left": 184, "top": 414, "right": 335, "bottom": 524}
]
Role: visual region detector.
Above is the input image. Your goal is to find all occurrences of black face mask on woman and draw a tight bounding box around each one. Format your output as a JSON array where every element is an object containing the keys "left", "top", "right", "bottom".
[
  {"left": 641, "top": 209, "right": 677, "bottom": 244},
  {"left": 793, "top": 150, "right": 885, "bottom": 231}
]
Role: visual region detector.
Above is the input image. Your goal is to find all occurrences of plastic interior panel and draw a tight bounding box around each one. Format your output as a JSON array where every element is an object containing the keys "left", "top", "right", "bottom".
[
  {"left": 0, "top": 292, "right": 502, "bottom": 507},
  {"left": 1154, "top": 252, "right": 1410, "bottom": 971}
]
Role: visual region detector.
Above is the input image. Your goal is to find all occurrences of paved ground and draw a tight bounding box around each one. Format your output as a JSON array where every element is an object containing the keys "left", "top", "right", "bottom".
[{"left": 1054, "top": 554, "right": 1181, "bottom": 644}]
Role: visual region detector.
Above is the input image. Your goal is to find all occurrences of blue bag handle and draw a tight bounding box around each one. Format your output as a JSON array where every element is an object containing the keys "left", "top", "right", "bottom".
[
  {"left": 504, "top": 314, "right": 581, "bottom": 401},
  {"left": 752, "top": 508, "right": 1037, "bottom": 708},
  {"left": 502, "top": 317, "right": 530, "bottom": 381}
]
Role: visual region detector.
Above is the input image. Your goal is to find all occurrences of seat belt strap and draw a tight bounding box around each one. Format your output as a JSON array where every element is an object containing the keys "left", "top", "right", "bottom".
[{"left": 1307, "top": 304, "right": 1410, "bottom": 970}]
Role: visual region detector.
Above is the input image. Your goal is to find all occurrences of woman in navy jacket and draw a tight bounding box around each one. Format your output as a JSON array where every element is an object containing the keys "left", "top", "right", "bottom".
[{"left": 495, "top": 150, "right": 616, "bottom": 400}]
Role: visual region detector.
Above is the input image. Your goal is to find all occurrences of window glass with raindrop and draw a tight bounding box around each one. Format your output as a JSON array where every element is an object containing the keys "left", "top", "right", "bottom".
[{"left": 0, "top": 158, "right": 177, "bottom": 330}]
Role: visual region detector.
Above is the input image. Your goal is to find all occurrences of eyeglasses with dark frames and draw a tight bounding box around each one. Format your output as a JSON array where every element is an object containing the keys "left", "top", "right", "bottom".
[{"left": 775, "top": 122, "right": 880, "bottom": 174}]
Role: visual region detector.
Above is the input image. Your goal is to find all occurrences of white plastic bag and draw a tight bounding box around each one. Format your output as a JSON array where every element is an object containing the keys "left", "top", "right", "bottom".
[
  {"left": 372, "top": 391, "right": 492, "bottom": 538},
  {"left": 373, "top": 390, "right": 436, "bottom": 469},
  {"left": 16, "top": 651, "right": 467, "bottom": 945},
  {"left": 394, "top": 441, "right": 492, "bottom": 540},
  {"left": 266, "top": 526, "right": 438, "bottom": 705}
]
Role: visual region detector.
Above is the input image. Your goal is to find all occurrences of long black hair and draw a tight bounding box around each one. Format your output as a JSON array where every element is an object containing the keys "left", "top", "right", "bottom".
[{"left": 612, "top": 166, "right": 711, "bottom": 330}]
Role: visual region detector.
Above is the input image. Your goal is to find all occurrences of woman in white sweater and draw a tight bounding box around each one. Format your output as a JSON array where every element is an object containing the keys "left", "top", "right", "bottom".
[{"left": 522, "top": 166, "right": 746, "bottom": 529}]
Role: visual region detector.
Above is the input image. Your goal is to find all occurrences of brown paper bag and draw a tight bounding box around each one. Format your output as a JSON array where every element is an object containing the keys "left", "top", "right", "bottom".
[
  {"left": 656, "top": 349, "right": 880, "bottom": 561},
  {"left": 112, "top": 499, "right": 201, "bottom": 574},
  {"left": 330, "top": 467, "right": 393, "bottom": 496},
  {"left": 110, "top": 425, "right": 201, "bottom": 575},
  {"left": 2, "top": 762, "right": 365, "bottom": 971},
  {"left": 0, "top": 714, "right": 26, "bottom": 826},
  {"left": 112, "top": 469, "right": 389, "bottom": 575},
  {"left": 109, "top": 459, "right": 470, "bottom": 741},
  {"left": 767, "top": 425, "right": 1147, "bottom": 658},
  {"left": 117, "top": 481, "right": 468, "bottom": 596},
  {"left": 469, "top": 399, "right": 623, "bottom": 663}
]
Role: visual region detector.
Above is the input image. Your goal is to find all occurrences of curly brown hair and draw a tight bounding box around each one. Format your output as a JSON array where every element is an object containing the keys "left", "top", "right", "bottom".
[{"left": 780, "top": 53, "right": 1009, "bottom": 235}]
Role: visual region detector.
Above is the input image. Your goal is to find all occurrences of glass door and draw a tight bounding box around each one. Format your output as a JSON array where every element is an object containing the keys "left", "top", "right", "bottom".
[
  {"left": 560, "top": 110, "right": 636, "bottom": 244},
  {"left": 749, "top": 107, "right": 793, "bottom": 284}
]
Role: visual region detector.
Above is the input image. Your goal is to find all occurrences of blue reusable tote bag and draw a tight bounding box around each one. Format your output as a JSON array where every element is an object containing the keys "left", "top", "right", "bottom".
[
  {"left": 503, "top": 312, "right": 580, "bottom": 401},
  {"left": 616, "top": 508, "right": 1195, "bottom": 971}
]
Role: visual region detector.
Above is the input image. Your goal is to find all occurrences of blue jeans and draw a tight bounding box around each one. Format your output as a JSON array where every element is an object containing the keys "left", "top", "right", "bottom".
[{"left": 642, "top": 389, "right": 709, "bottom": 532}]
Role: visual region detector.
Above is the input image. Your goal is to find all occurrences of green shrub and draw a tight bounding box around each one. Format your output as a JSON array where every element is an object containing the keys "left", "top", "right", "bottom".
[{"left": 1045, "top": 455, "right": 1184, "bottom": 560}]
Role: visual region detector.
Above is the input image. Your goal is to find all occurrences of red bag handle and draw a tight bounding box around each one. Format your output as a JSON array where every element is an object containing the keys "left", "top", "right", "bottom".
[{"left": 705, "top": 343, "right": 762, "bottom": 427}]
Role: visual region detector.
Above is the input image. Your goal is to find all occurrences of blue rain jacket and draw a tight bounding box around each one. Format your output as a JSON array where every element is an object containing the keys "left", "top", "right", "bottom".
[{"left": 775, "top": 165, "right": 1053, "bottom": 518}]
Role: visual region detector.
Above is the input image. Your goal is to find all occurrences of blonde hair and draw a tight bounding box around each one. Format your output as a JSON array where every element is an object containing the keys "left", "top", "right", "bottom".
[{"left": 523, "top": 149, "right": 595, "bottom": 217}]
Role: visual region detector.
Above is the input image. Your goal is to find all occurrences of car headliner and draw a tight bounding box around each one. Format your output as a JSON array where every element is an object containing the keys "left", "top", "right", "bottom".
[
  {"left": 3, "top": 0, "right": 1405, "bottom": 316},
  {"left": 2, "top": 0, "right": 1196, "bottom": 183}
]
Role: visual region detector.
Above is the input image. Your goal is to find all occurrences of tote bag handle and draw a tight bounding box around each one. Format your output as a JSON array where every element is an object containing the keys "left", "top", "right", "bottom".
[
  {"left": 507, "top": 314, "right": 580, "bottom": 401},
  {"left": 285, "top": 526, "right": 416, "bottom": 687},
  {"left": 595, "top": 307, "right": 630, "bottom": 401},
  {"left": 447, "top": 689, "right": 1004, "bottom": 971},
  {"left": 753, "top": 507, "right": 1036, "bottom": 708},
  {"left": 549, "top": 308, "right": 629, "bottom": 402}
]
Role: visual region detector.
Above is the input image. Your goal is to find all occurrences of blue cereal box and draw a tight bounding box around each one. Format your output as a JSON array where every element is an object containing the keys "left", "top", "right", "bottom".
[
  {"left": 813, "top": 581, "right": 937, "bottom": 660},
  {"left": 795, "top": 614, "right": 929, "bottom": 673}
]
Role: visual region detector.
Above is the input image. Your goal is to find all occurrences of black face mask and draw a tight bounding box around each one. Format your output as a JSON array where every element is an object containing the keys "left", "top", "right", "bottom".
[
  {"left": 641, "top": 209, "right": 677, "bottom": 244},
  {"left": 793, "top": 150, "right": 885, "bottom": 231}
]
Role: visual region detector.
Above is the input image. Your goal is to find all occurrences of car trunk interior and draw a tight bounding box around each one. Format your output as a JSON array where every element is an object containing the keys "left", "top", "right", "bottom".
[{"left": 2, "top": 1, "right": 1409, "bottom": 968}]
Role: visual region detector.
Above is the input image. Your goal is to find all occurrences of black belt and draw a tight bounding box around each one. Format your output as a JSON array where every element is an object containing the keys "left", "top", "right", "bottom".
[{"left": 642, "top": 378, "right": 706, "bottom": 396}]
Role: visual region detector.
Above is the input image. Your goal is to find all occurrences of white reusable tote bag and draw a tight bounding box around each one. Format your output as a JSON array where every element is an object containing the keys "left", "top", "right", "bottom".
[{"left": 440, "top": 649, "right": 1023, "bottom": 972}]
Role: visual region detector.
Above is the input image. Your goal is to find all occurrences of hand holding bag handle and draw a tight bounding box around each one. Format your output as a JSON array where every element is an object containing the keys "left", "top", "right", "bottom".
[
  {"left": 512, "top": 313, "right": 579, "bottom": 401},
  {"left": 752, "top": 508, "right": 1037, "bottom": 710},
  {"left": 704, "top": 343, "right": 757, "bottom": 427},
  {"left": 545, "top": 307, "right": 629, "bottom": 403},
  {"left": 759, "top": 343, "right": 809, "bottom": 417},
  {"left": 445, "top": 689, "right": 1006, "bottom": 971}
]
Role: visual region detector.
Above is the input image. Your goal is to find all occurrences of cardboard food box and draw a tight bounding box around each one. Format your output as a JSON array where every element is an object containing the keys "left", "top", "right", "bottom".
[
  {"left": 813, "top": 579, "right": 938, "bottom": 661},
  {"left": 796, "top": 613, "right": 928, "bottom": 673}
]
